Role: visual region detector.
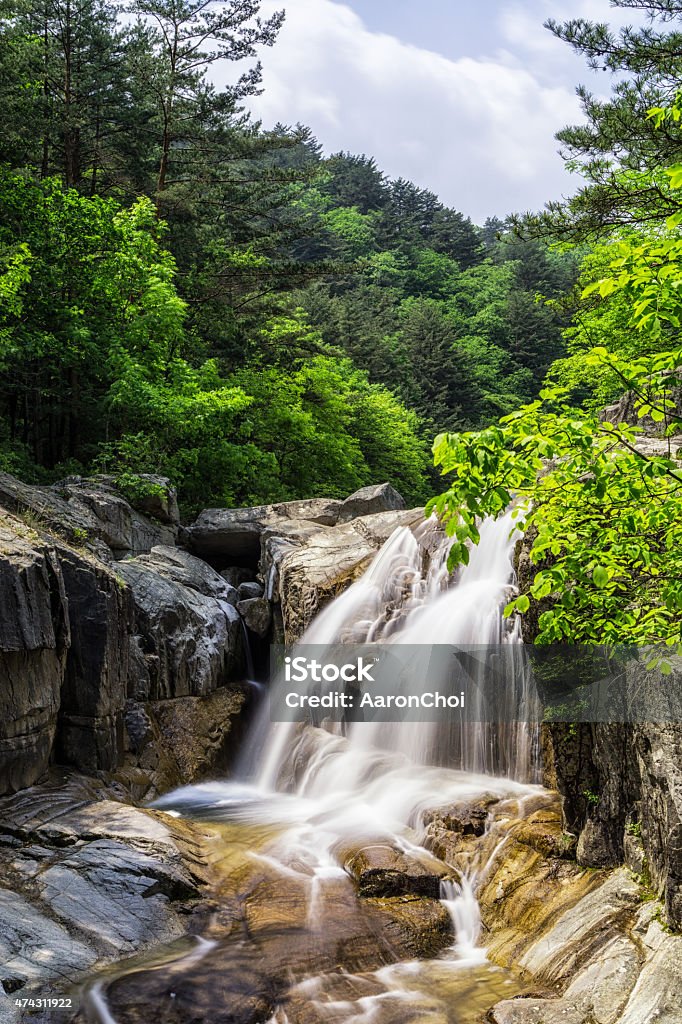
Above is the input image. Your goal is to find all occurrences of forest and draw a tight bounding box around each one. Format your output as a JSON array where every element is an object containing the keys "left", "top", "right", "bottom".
[{"left": 0, "top": 0, "right": 681, "bottom": 647}]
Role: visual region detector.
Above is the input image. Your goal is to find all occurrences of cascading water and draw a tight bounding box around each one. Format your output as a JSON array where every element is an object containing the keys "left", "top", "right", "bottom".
[
  {"left": 255, "top": 509, "right": 540, "bottom": 790},
  {"left": 90, "top": 513, "right": 545, "bottom": 1024}
]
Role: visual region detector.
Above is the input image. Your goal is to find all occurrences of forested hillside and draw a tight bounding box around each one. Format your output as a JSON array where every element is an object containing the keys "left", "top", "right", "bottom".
[{"left": 0, "top": 0, "right": 576, "bottom": 512}]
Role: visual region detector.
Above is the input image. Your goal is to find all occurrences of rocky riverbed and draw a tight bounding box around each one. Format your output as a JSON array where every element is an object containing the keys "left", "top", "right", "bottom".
[{"left": 1, "top": 470, "right": 682, "bottom": 1024}]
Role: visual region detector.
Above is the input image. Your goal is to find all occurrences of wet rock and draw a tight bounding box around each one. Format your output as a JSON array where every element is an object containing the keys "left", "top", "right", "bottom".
[
  {"left": 367, "top": 895, "right": 453, "bottom": 958},
  {"left": 118, "top": 555, "right": 243, "bottom": 700},
  {"left": 237, "top": 597, "right": 272, "bottom": 638},
  {"left": 0, "top": 516, "right": 69, "bottom": 794},
  {"left": 338, "top": 840, "right": 453, "bottom": 898},
  {"left": 237, "top": 580, "right": 264, "bottom": 601},
  {"left": 423, "top": 796, "right": 498, "bottom": 838},
  {"left": 337, "top": 483, "right": 406, "bottom": 523},
  {"left": 189, "top": 498, "right": 342, "bottom": 562}
]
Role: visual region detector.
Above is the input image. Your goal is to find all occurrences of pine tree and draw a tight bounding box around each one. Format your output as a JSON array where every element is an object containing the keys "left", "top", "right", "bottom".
[{"left": 522, "top": 2, "right": 682, "bottom": 237}]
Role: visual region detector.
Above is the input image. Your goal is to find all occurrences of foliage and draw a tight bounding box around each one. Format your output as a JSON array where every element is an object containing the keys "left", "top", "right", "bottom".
[{"left": 429, "top": 218, "right": 682, "bottom": 645}]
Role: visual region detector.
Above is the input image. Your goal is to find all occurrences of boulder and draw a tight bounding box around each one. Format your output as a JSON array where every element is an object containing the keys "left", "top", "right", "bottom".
[
  {"left": 126, "top": 686, "right": 247, "bottom": 790},
  {"left": 237, "top": 597, "right": 272, "bottom": 639},
  {"left": 237, "top": 580, "right": 264, "bottom": 601},
  {"left": 0, "top": 471, "right": 103, "bottom": 553},
  {"left": 273, "top": 508, "right": 424, "bottom": 642},
  {"left": 52, "top": 476, "right": 177, "bottom": 557},
  {"left": 0, "top": 515, "right": 69, "bottom": 794},
  {"left": 118, "top": 550, "right": 244, "bottom": 701},
  {"left": 337, "top": 482, "right": 406, "bottom": 523},
  {"left": 188, "top": 497, "right": 342, "bottom": 562},
  {"left": 0, "top": 470, "right": 178, "bottom": 560},
  {"left": 337, "top": 840, "right": 454, "bottom": 898}
]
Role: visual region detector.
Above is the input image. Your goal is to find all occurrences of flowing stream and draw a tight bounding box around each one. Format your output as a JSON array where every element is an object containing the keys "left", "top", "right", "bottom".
[{"left": 85, "top": 512, "right": 546, "bottom": 1023}]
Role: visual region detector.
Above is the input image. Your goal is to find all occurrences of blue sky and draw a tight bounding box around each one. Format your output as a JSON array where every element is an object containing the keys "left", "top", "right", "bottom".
[{"left": 218, "top": 1, "right": 645, "bottom": 222}]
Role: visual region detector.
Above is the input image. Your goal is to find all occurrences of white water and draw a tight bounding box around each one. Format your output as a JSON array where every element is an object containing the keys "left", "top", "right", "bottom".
[{"left": 157, "top": 512, "right": 542, "bottom": 965}]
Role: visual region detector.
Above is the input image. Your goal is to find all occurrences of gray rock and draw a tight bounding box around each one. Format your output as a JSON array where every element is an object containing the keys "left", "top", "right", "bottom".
[
  {"left": 118, "top": 554, "right": 244, "bottom": 700},
  {"left": 237, "top": 597, "right": 272, "bottom": 638},
  {"left": 53, "top": 478, "right": 177, "bottom": 557},
  {"left": 0, "top": 516, "right": 69, "bottom": 795},
  {"left": 0, "top": 887, "right": 97, "bottom": 990},
  {"left": 36, "top": 839, "right": 193, "bottom": 955},
  {"left": 55, "top": 546, "right": 133, "bottom": 773},
  {"left": 188, "top": 498, "right": 342, "bottom": 561},
  {"left": 0, "top": 471, "right": 103, "bottom": 554},
  {"left": 237, "top": 580, "right": 264, "bottom": 601},
  {"left": 337, "top": 483, "right": 406, "bottom": 523}
]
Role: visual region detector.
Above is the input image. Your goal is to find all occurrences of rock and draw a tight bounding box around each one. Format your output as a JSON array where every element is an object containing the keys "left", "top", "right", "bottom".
[
  {"left": 237, "top": 597, "right": 272, "bottom": 639},
  {"left": 0, "top": 470, "right": 179, "bottom": 561},
  {"left": 423, "top": 797, "right": 498, "bottom": 838},
  {"left": 0, "top": 471, "right": 103, "bottom": 554},
  {"left": 274, "top": 508, "right": 425, "bottom": 642},
  {"left": 367, "top": 895, "right": 453, "bottom": 959},
  {"left": 55, "top": 546, "right": 133, "bottom": 773},
  {"left": 337, "top": 840, "right": 453, "bottom": 898},
  {"left": 52, "top": 476, "right": 177, "bottom": 557},
  {"left": 35, "top": 838, "right": 192, "bottom": 955},
  {"left": 220, "top": 567, "right": 256, "bottom": 588},
  {"left": 189, "top": 498, "right": 342, "bottom": 562},
  {"left": 617, "top": 927, "right": 682, "bottom": 1024},
  {"left": 237, "top": 580, "right": 264, "bottom": 601},
  {"left": 0, "top": 516, "right": 69, "bottom": 794},
  {"left": 118, "top": 553, "right": 244, "bottom": 700},
  {"left": 0, "top": 887, "right": 97, "bottom": 993},
  {"left": 337, "top": 483, "right": 406, "bottom": 523},
  {"left": 600, "top": 383, "right": 682, "bottom": 436},
  {"left": 144, "top": 687, "right": 247, "bottom": 787}
]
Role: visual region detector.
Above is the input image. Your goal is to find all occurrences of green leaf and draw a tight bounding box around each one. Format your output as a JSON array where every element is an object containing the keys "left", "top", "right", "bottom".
[{"left": 593, "top": 566, "right": 609, "bottom": 589}]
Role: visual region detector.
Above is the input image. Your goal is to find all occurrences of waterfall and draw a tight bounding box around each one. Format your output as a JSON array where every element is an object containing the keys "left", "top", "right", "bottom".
[
  {"left": 257, "top": 510, "right": 540, "bottom": 790},
  {"left": 155, "top": 511, "right": 543, "bottom": 972}
]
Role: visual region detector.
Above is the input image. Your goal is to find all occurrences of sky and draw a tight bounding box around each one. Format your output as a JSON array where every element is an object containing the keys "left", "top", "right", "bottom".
[{"left": 212, "top": 0, "right": 648, "bottom": 224}]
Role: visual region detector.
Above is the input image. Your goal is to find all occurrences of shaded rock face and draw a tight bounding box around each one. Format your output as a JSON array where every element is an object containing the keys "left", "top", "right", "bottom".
[
  {"left": 124, "top": 686, "right": 247, "bottom": 793},
  {"left": 0, "top": 520, "right": 69, "bottom": 793},
  {"left": 57, "top": 547, "right": 133, "bottom": 772},
  {"left": 118, "top": 547, "right": 244, "bottom": 702},
  {"left": 542, "top": 721, "right": 682, "bottom": 930},
  {"left": 0, "top": 515, "right": 132, "bottom": 792}
]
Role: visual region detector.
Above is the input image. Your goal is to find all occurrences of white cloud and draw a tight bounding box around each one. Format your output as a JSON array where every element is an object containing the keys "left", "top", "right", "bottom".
[{"left": 215, "top": 0, "right": 596, "bottom": 221}]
